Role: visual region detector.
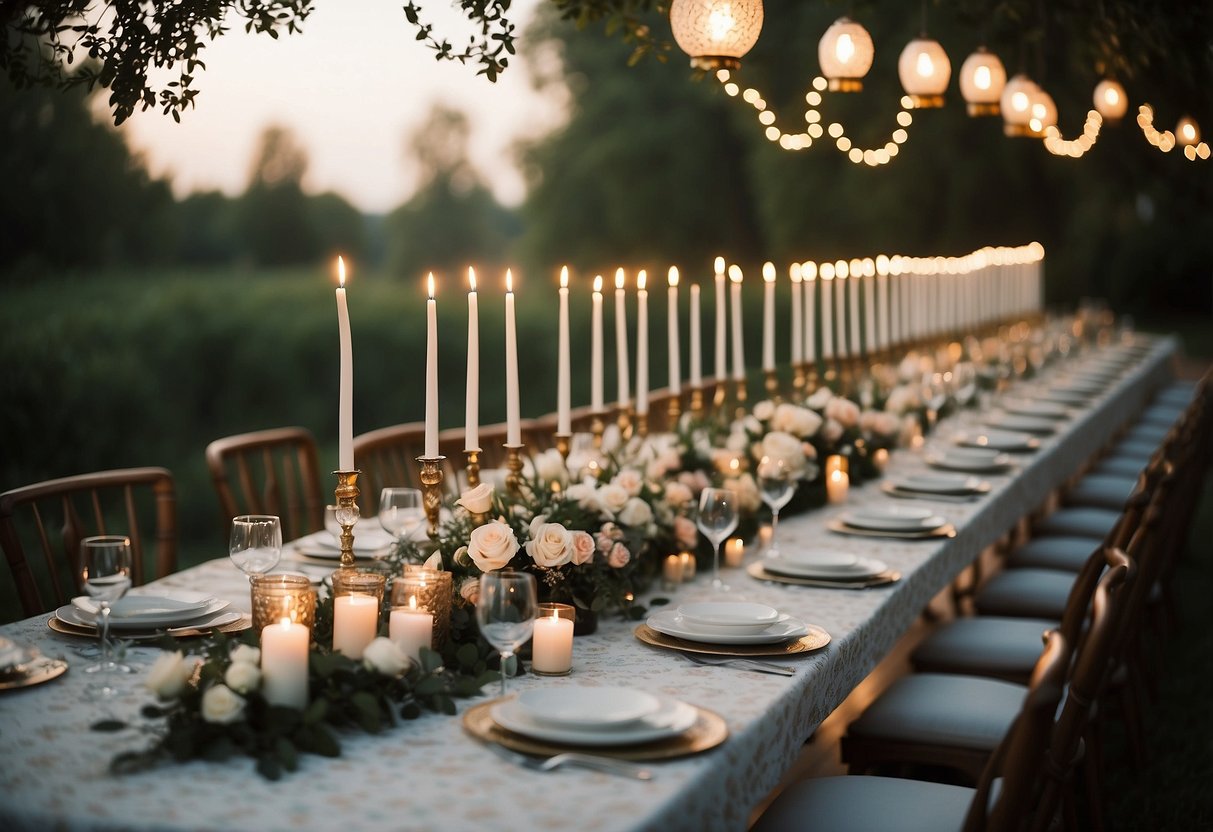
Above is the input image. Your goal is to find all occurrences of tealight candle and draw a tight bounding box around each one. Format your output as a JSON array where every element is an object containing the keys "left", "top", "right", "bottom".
[
  {"left": 757, "top": 524, "right": 774, "bottom": 550},
  {"left": 826, "top": 468, "right": 850, "bottom": 504},
  {"left": 389, "top": 595, "right": 434, "bottom": 663},
  {"left": 532, "top": 604, "right": 574, "bottom": 676},
  {"left": 724, "top": 537, "right": 745, "bottom": 567},
  {"left": 679, "top": 551, "right": 697, "bottom": 580},
  {"left": 333, "top": 593, "right": 379, "bottom": 659},
  {"left": 662, "top": 554, "right": 684, "bottom": 587},
  {"left": 261, "top": 618, "right": 309, "bottom": 709}
]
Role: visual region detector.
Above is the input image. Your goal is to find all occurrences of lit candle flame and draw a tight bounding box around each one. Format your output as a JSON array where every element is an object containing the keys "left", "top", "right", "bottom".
[
  {"left": 506, "top": 268, "right": 514, "bottom": 293},
  {"left": 337, "top": 255, "right": 346, "bottom": 288},
  {"left": 593, "top": 274, "right": 603, "bottom": 293},
  {"left": 278, "top": 617, "right": 292, "bottom": 629},
  {"left": 762, "top": 261, "right": 775, "bottom": 282},
  {"left": 550, "top": 609, "right": 560, "bottom": 622},
  {"left": 468, "top": 266, "right": 476, "bottom": 292},
  {"left": 637, "top": 269, "right": 646, "bottom": 291},
  {"left": 427, "top": 272, "right": 435, "bottom": 299},
  {"left": 714, "top": 256, "right": 725, "bottom": 275},
  {"left": 559, "top": 265, "right": 568, "bottom": 288},
  {"left": 802, "top": 261, "right": 817, "bottom": 280},
  {"left": 835, "top": 260, "right": 849, "bottom": 279},
  {"left": 615, "top": 267, "right": 625, "bottom": 290},
  {"left": 408, "top": 596, "right": 418, "bottom": 611},
  {"left": 728, "top": 264, "right": 742, "bottom": 284},
  {"left": 789, "top": 262, "right": 802, "bottom": 282},
  {"left": 668, "top": 266, "right": 679, "bottom": 287}
]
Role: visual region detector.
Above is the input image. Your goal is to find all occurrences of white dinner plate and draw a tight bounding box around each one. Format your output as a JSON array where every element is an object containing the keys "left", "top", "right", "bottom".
[
  {"left": 982, "top": 413, "right": 1057, "bottom": 435},
  {"left": 954, "top": 430, "right": 1040, "bottom": 452},
  {"left": 926, "top": 448, "right": 1014, "bottom": 473},
  {"left": 1038, "top": 388, "right": 1092, "bottom": 406},
  {"left": 677, "top": 601, "right": 781, "bottom": 630},
  {"left": 490, "top": 695, "right": 698, "bottom": 747},
  {"left": 292, "top": 526, "right": 398, "bottom": 559},
  {"left": 515, "top": 687, "right": 661, "bottom": 731},
  {"left": 73, "top": 591, "right": 213, "bottom": 621},
  {"left": 57, "top": 597, "right": 230, "bottom": 631},
  {"left": 647, "top": 609, "right": 809, "bottom": 645},
  {"left": 999, "top": 399, "right": 1071, "bottom": 420},
  {"left": 840, "top": 506, "right": 946, "bottom": 532},
  {"left": 885, "top": 473, "right": 988, "bottom": 495},
  {"left": 761, "top": 553, "right": 888, "bottom": 580}
]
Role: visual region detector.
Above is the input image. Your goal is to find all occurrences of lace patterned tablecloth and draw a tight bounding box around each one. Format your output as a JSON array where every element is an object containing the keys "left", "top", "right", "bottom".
[{"left": 0, "top": 336, "right": 1176, "bottom": 832}]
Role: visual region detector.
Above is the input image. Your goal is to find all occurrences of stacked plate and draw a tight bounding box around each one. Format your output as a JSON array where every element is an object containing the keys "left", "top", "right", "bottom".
[
  {"left": 953, "top": 429, "right": 1040, "bottom": 453},
  {"left": 0, "top": 635, "right": 66, "bottom": 690},
  {"left": 999, "top": 399, "right": 1071, "bottom": 420},
  {"left": 489, "top": 686, "right": 699, "bottom": 747},
  {"left": 830, "top": 505, "right": 951, "bottom": 539},
  {"left": 982, "top": 412, "right": 1057, "bottom": 435},
  {"left": 52, "top": 589, "right": 239, "bottom": 637},
  {"left": 292, "top": 519, "right": 398, "bottom": 559},
  {"left": 0, "top": 635, "right": 33, "bottom": 674},
  {"left": 926, "top": 446, "right": 1014, "bottom": 473},
  {"left": 647, "top": 601, "right": 809, "bottom": 645},
  {"left": 882, "top": 472, "right": 990, "bottom": 501},
  {"left": 760, "top": 550, "right": 889, "bottom": 582}
]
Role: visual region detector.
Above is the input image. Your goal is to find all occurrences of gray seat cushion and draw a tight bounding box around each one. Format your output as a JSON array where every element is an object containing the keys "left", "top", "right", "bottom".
[
  {"left": 1114, "top": 438, "right": 1159, "bottom": 458},
  {"left": 1140, "top": 404, "right": 1184, "bottom": 427},
  {"left": 1065, "top": 474, "right": 1136, "bottom": 511},
  {"left": 1125, "top": 424, "right": 1169, "bottom": 445},
  {"left": 974, "top": 568, "right": 1075, "bottom": 619},
  {"left": 1035, "top": 506, "right": 1121, "bottom": 539},
  {"left": 847, "top": 673, "right": 1026, "bottom": 750},
  {"left": 1092, "top": 455, "right": 1147, "bottom": 478},
  {"left": 1005, "top": 536, "right": 1100, "bottom": 571},
  {"left": 912, "top": 617, "right": 1057, "bottom": 680},
  {"left": 752, "top": 775, "right": 974, "bottom": 832}
]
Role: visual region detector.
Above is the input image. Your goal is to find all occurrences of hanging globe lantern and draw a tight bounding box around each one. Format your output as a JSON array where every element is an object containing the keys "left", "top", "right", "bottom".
[
  {"left": 1093, "top": 79, "right": 1128, "bottom": 124},
  {"left": 818, "top": 17, "right": 874, "bottom": 92},
  {"left": 1028, "top": 88, "right": 1058, "bottom": 137},
  {"left": 1176, "top": 115, "right": 1200, "bottom": 146},
  {"left": 1001, "top": 74, "right": 1039, "bottom": 137},
  {"left": 959, "top": 47, "right": 1006, "bottom": 116},
  {"left": 898, "top": 37, "right": 951, "bottom": 108},
  {"left": 669, "top": 0, "right": 765, "bottom": 71}
]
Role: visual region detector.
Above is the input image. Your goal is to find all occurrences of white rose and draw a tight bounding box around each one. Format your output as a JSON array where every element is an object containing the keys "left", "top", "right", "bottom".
[
  {"left": 145, "top": 650, "right": 196, "bottom": 701},
  {"left": 423, "top": 551, "right": 444, "bottom": 570},
  {"left": 459, "top": 577, "right": 480, "bottom": 605},
  {"left": 826, "top": 397, "right": 861, "bottom": 429},
  {"left": 597, "top": 484, "right": 630, "bottom": 515},
  {"left": 224, "top": 660, "right": 261, "bottom": 695},
  {"left": 899, "top": 355, "right": 920, "bottom": 382},
  {"left": 525, "top": 522, "right": 574, "bottom": 568},
  {"left": 534, "top": 449, "right": 567, "bottom": 483},
  {"left": 807, "top": 387, "right": 834, "bottom": 410},
  {"left": 363, "top": 637, "right": 411, "bottom": 676},
  {"left": 724, "top": 473, "right": 762, "bottom": 513},
  {"left": 725, "top": 430, "right": 749, "bottom": 453},
  {"left": 566, "top": 482, "right": 604, "bottom": 514},
  {"left": 229, "top": 644, "right": 261, "bottom": 667},
  {"left": 528, "top": 514, "right": 548, "bottom": 538},
  {"left": 570, "top": 531, "right": 596, "bottom": 565},
  {"left": 742, "top": 415, "right": 763, "bottom": 435},
  {"left": 752, "top": 400, "right": 776, "bottom": 421},
  {"left": 772, "top": 403, "right": 823, "bottom": 438},
  {"left": 618, "top": 497, "right": 653, "bottom": 527},
  {"left": 201, "top": 684, "right": 246, "bottom": 724},
  {"left": 823, "top": 418, "right": 844, "bottom": 442},
  {"left": 664, "top": 481, "right": 693, "bottom": 508},
  {"left": 456, "top": 483, "right": 494, "bottom": 514},
  {"left": 760, "top": 431, "right": 807, "bottom": 473},
  {"left": 612, "top": 469, "right": 645, "bottom": 497},
  {"left": 466, "top": 520, "right": 520, "bottom": 571}
]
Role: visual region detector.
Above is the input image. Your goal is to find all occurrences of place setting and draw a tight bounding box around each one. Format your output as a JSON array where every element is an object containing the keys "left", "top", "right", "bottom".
[
  {"left": 981, "top": 411, "right": 1058, "bottom": 435},
  {"left": 997, "top": 398, "right": 1073, "bottom": 421},
  {"left": 925, "top": 445, "right": 1016, "bottom": 474},
  {"left": 880, "top": 472, "right": 992, "bottom": 503},
  {"left": 636, "top": 600, "right": 831, "bottom": 661},
  {"left": 0, "top": 634, "right": 68, "bottom": 691},
  {"left": 49, "top": 589, "right": 246, "bottom": 641},
  {"left": 747, "top": 549, "right": 899, "bottom": 589},
  {"left": 951, "top": 428, "right": 1041, "bottom": 453},
  {"left": 825, "top": 504, "right": 957, "bottom": 540}
]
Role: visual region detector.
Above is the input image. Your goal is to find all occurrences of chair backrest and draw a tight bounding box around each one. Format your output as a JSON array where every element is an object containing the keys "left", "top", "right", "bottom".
[
  {"left": 352, "top": 422, "right": 430, "bottom": 511},
  {"left": 0, "top": 467, "right": 177, "bottom": 618},
  {"left": 205, "top": 427, "right": 324, "bottom": 543}
]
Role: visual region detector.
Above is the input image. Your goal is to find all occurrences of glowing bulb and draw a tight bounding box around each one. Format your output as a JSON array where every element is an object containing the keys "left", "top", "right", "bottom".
[
  {"left": 975, "top": 66, "right": 991, "bottom": 90},
  {"left": 916, "top": 52, "right": 934, "bottom": 78},
  {"left": 836, "top": 33, "right": 854, "bottom": 63},
  {"left": 708, "top": 6, "right": 736, "bottom": 42},
  {"left": 1012, "top": 92, "right": 1029, "bottom": 112}
]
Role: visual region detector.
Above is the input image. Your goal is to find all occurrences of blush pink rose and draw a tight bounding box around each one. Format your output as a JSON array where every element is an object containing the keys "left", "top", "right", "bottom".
[{"left": 607, "top": 542, "right": 631, "bottom": 568}]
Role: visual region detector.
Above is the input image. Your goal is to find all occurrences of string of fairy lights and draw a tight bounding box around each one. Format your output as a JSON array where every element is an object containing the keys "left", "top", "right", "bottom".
[{"left": 668, "top": 0, "right": 1210, "bottom": 165}]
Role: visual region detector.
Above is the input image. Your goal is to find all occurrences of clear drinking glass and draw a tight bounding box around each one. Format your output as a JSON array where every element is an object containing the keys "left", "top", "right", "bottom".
[
  {"left": 80, "top": 535, "right": 133, "bottom": 694},
  {"left": 475, "top": 570, "right": 537, "bottom": 698},
  {"left": 229, "top": 515, "right": 282, "bottom": 579},
  {"left": 697, "top": 488, "right": 739, "bottom": 592},
  {"left": 378, "top": 488, "right": 425, "bottom": 541},
  {"left": 757, "top": 457, "right": 796, "bottom": 559}
]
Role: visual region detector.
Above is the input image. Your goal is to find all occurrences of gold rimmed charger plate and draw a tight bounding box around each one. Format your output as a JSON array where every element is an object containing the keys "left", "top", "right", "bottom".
[
  {"left": 463, "top": 697, "right": 728, "bottom": 761},
  {"left": 48, "top": 613, "right": 251, "bottom": 641},
  {"left": 745, "top": 562, "right": 900, "bottom": 589},
  {"left": 826, "top": 519, "right": 957, "bottom": 540},
  {"left": 0, "top": 657, "right": 68, "bottom": 691},
  {"left": 880, "top": 483, "right": 984, "bottom": 504},
  {"left": 634, "top": 623, "right": 830, "bottom": 657}
]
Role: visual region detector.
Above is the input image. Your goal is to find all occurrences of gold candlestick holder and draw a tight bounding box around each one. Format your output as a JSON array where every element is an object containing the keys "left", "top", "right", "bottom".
[
  {"left": 635, "top": 410, "right": 649, "bottom": 438},
  {"left": 667, "top": 393, "right": 681, "bottom": 428},
  {"left": 415, "top": 456, "right": 446, "bottom": 538},
  {"left": 332, "top": 470, "right": 361, "bottom": 571},
  {"left": 733, "top": 376, "right": 748, "bottom": 420},
  {"left": 792, "top": 362, "right": 806, "bottom": 400},
  {"left": 464, "top": 448, "right": 481, "bottom": 490},
  {"left": 590, "top": 413, "right": 606, "bottom": 449},
  {"left": 555, "top": 433, "right": 571, "bottom": 465},
  {"left": 503, "top": 443, "right": 526, "bottom": 495},
  {"left": 616, "top": 406, "right": 633, "bottom": 441},
  {"left": 805, "top": 363, "right": 819, "bottom": 396},
  {"left": 690, "top": 385, "right": 704, "bottom": 419},
  {"left": 712, "top": 379, "right": 728, "bottom": 411},
  {"left": 763, "top": 368, "right": 780, "bottom": 403}
]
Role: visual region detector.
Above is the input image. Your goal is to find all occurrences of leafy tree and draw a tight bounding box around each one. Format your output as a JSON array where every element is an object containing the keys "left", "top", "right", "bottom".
[{"left": 238, "top": 125, "right": 318, "bottom": 266}]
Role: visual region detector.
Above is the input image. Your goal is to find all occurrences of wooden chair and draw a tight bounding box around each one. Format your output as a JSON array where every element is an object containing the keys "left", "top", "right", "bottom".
[
  {"left": 205, "top": 427, "right": 324, "bottom": 543},
  {"left": 0, "top": 467, "right": 177, "bottom": 617},
  {"left": 352, "top": 422, "right": 430, "bottom": 511}
]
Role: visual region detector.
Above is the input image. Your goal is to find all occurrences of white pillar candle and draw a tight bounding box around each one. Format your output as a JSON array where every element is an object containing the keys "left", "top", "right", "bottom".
[
  {"left": 761, "top": 261, "right": 776, "bottom": 372},
  {"left": 557, "top": 267, "right": 571, "bottom": 435},
  {"left": 790, "top": 264, "right": 803, "bottom": 366},
  {"left": 834, "top": 270, "right": 848, "bottom": 358},
  {"left": 729, "top": 265, "right": 745, "bottom": 381},
  {"left": 504, "top": 270, "right": 521, "bottom": 446},
  {"left": 531, "top": 610, "right": 574, "bottom": 675},
  {"left": 662, "top": 554, "right": 684, "bottom": 585},
  {"left": 864, "top": 273, "right": 877, "bottom": 355},
  {"left": 848, "top": 262, "right": 861, "bottom": 356},
  {"left": 724, "top": 537, "right": 745, "bottom": 567},
  {"left": 636, "top": 270, "right": 649, "bottom": 416},
  {"left": 820, "top": 271, "right": 834, "bottom": 360},
  {"left": 389, "top": 597, "right": 434, "bottom": 663},
  {"left": 424, "top": 273, "right": 439, "bottom": 458},
  {"left": 591, "top": 276, "right": 604, "bottom": 412},
  {"left": 689, "top": 282, "right": 702, "bottom": 388},
  {"left": 667, "top": 267, "right": 681, "bottom": 396},
  {"left": 614, "top": 268, "right": 630, "bottom": 409},
  {"left": 679, "top": 551, "right": 697, "bottom": 579},
  {"left": 713, "top": 257, "right": 727, "bottom": 383},
  {"left": 334, "top": 257, "right": 355, "bottom": 471},
  {"left": 464, "top": 268, "right": 479, "bottom": 451},
  {"left": 261, "top": 618, "right": 309, "bottom": 709},
  {"left": 803, "top": 263, "right": 817, "bottom": 362},
  {"left": 333, "top": 594, "right": 378, "bottom": 659},
  {"left": 826, "top": 468, "right": 850, "bottom": 504}
]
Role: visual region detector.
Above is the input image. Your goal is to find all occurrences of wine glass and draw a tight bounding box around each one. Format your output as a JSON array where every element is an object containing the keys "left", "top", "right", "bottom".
[
  {"left": 475, "top": 571, "right": 537, "bottom": 698},
  {"left": 80, "top": 535, "right": 133, "bottom": 694},
  {"left": 324, "top": 504, "right": 342, "bottom": 540},
  {"left": 697, "top": 488, "right": 739, "bottom": 592},
  {"left": 757, "top": 457, "right": 796, "bottom": 559},
  {"left": 229, "top": 515, "right": 282, "bottom": 579},
  {"left": 379, "top": 488, "right": 425, "bottom": 542}
]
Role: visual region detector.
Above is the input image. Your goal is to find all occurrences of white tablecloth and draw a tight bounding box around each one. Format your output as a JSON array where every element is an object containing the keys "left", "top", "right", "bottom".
[{"left": 0, "top": 336, "right": 1175, "bottom": 832}]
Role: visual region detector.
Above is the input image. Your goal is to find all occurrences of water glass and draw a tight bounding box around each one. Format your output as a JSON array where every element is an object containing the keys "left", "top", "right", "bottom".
[
  {"left": 757, "top": 457, "right": 796, "bottom": 559},
  {"left": 229, "top": 515, "right": 282, "bottom": 578},
  {"left": 80, "top": 535, "right": 133, "bottom": 694},
  {"left": 697, "top": 488, "right": 739, "bottom": 592},
  {"left": 379, "top": 488, "right": 425, "bottom": 541},
  {"left": 475, "top": 571, "right": 537, "bottom": 697}
]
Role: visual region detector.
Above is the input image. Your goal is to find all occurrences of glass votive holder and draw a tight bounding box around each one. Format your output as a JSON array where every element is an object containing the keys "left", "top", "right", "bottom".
[
  {"left": 532, "top": 603, "right": 575, "bottom": 676},
  {"left": 250, "top": 573, "right": 316, "bottom": 633},
  {"left": 662, "top": 554, "right": 685, "bottom": 590},
  {"left": 392, "top": 568, "right": 453, "bottom": 648},
  {"left": 330, "top": 571, "right": 386, "bottom": 660},
  {"left": 679, "top": 551, "right": 697, "bottom": 580}
]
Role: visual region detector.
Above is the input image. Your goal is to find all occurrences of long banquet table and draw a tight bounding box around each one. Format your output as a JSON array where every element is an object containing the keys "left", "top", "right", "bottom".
[{"left": 0, "top": 335, "right": 1177, "bottom": 832}]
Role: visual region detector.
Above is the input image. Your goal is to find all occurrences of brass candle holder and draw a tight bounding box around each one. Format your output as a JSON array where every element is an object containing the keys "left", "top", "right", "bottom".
[
  {"left": 332, "top": 470, "right": 361, "bottom": 571},
  {"left": 415, "top": 456, "right": 446, "bottom": 538},
  {"left": 805, "top": 362, "right": 819, "bottom": 396},
  {"left": 689, "top": 385, "right": 705, "bottom": 419},
  {"left": 616, "top": 406, "right": 633, "bottom": 440},
  {"left": 763, "top": 368, "right": 780, "bottom": 403},
  {"left": 503, "top": 443, "right": 526, "bottom": 495},
  {"left": 463, "top": 448, "right": 482, "bottom": 490},
  {"left": 792, "top": 362, "right": 806, "bottom": 400},
  {"left": 635, "top": 410, "right": 649, "bottom": 438},
  {"left": 590, "top": 413, "right": 606, "bottom": 449},
  {"left": 554, "top": 433, "right": 572, "bottom": 465},
  {"left": 667, "top": 393, "right": 681, "bottom": 427},
  {"left": 733, "top": 376, "right": 748, "bottom": 420}
]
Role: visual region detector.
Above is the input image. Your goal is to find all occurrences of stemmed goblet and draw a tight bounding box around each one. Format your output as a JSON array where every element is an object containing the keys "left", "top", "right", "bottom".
[
  {"left": 80, "top": 535, "right": 133, "bottom": 695},
  {"left": 757, "top": 457, "right": 796, "bottom": 559},
  {"left": 378, "top": 487, "right": 425, "bottom": 542},
  {"left": 229, "top": 515, "right": 282, "bottom": 580},
  {"left": 475, "top": 570, "right": 537, "bottom": 698},
  {"left": 697, "top": 487, "right": 739, "bottom": 592}
]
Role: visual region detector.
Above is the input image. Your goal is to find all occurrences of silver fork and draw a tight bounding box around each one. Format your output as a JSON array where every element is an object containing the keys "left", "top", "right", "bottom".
[
  {"left": 679, "top": 653, "right": 796, "bottom": 676},
  {"left": 483, "top": 741, "right": 654, "bottom": 780}
]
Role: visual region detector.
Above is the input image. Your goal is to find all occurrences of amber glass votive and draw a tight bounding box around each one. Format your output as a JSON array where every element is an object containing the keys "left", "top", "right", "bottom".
[
  {"left": 393, "top": 568, "right": 454, "bottom": 648},
  {"left": 250, "top": 574, "right": 316, "bottom": 633}
]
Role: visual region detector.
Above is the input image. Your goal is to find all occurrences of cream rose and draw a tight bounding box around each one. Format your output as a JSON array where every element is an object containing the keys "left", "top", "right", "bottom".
[
  {"left": 674, "top": 516, "right": 698, "bottom": 548},
  {"left": 570, "top": 531, "right": 596, "bottom": 565},
  {"left": 229, "top": 644, "right": 261, "bottom": 667},
  {"left": 612, "top": 469, "right": 645, "bottom": 497},
  {"left": 460, "top": 577, "right": 480, "bottom": 605},
  {"left": 201, "top": 684, "right": 246, "bottom": 724},
  {"left": 807, "top": 387, "right": 834, "bottom": 410},
  {"left": 466, "top": 520, "right": 520, "bottom": 571},
  {"left": 456, "top": 483, "right": 494, "bottom": 514},
  {"left": 224, "top": 660, "right": 261, "bottom": 695},
  {"left": 618, "top": 497, "right": 653, "bottom": 527},
  {"left": 526, "top": 522, "right": 574, "bottom": 568},
  {"left": 363, "top": 637, "right": 411, "bottom": 676},
  {"left": 564, "top": 481, "right": 601, "bottom": 513},
  {"left": 771, "top": 403, "right": 823, "bottom": 438},
  {"left": 825, "top": 397, "right": 861, "bottom": 429},
  {"left": 724, "top": 473, "right": 762, "bottom": 513},
  {"left": 145, "top": 650, "right": 196, "bottom": 701},
  {"left": 607, "top": 542, "right": 631, "bottom": 568},
  {"left": 534, "top": 449, "right": 567, "bottom": 483},
  {"left": 597, "top": 483, "right": 630, "bottom": 515},
  {"left": 664, "top": 481, "right": 693, "bottom": 508},
  {"left": 423, "top": 551, "right": 444, "bottom": 570},
  {"left": 822, "top": 418, "right": 844, "bottom": 443},
  {"left": 725, "top": 430, "right": 749, "bottom": 453},
  {"left": 752, "top": 399, "right": 776, "bottom": 421},
  {"left": 760, "top": 431, "right": 807, "bottom": 473}
]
